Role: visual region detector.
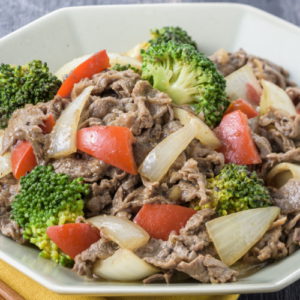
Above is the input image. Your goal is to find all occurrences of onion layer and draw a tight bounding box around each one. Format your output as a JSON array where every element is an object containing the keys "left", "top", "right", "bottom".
[
  {"left": 87, "top": 215, "right": 149, "bottom": 250},
  {"left": 47, "top": 86, "right": 94, "bottom": 159},
  {"left": 260, "top": 80, "right": 296, "bottom": 115},
  {"left": 174, "top": 107, "right": 220, "bottom": 149},
  {"left": 0, "top": 130, "right": 11, "bottom": 178},
  {"left": 93, "top": 248, "right": 158, "bottom": 281},
  {"left": 206, "top": 207, "right": 280, "bottom": 266},
  {"left": 267, "top": 162, "right": 300, "bottom": 188},
  {"left": 139, "top": 119, "right": 200, "bottom": 182}
]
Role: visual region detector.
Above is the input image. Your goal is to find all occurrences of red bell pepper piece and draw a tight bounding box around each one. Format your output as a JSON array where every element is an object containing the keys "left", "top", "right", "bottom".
[
  {"left": 134, "top": 204, "right": 197, "bottom": 241},
  {"left": 215, "top": 110, "right": 261, "bottom": 165},
  {"left": 40, "top": 114, "right": 56, "bottom": 134},
  {"left": 47, "top": 223, "right": 100, "bottom": 259},
  {"left": 246, "top": 83, "right": 261, "bottom": 105},
  {"left": 225, "top": 99, "right": 258, "bottom": 119},
  {"left": 77, "top": 126, "right": 137, "bottom": 175},
  {"left": 57, "top": 50, "right": 110, "bottom": 98},
  {"left": 11, "top": 141, "right": 37, "bottom": 179}
]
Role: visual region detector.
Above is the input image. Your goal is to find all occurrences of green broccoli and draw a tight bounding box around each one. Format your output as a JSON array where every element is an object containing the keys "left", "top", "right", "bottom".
[
  {"left": 149, "top": 26, "right": 197, "bottom": 49},
  {"left": 0, "top": 60, "right": 61, "bottom": 128},
  {"left": 111, "top": 63, "right": 141, "bottom": 74},
  {"left": 141, "top": 41, "right": 229, "bottom": 127},
  {"left": 11, "top": 165, "right": 90, "bottom": 266},
  {"left": 207, "top": 164, "right": 271, "bottom": 216}
]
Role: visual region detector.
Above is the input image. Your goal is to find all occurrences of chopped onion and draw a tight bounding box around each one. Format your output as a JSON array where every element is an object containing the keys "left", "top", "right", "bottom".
[
  {"left": 47, "top": 86, "right": 93, "bottom": 159},
  {"left": 0, "top": 130, "right": 11, "bottom": 178},
  {"left": 225, "top": 64, "right": 262, "bottom": 105},
  {"left": 55, "top": 52, "right": 141, "bottom": 81},
  {"left": 123, "top": 42, "right": 149, "bottom": 61},
  {"left": 260, "top": 80, "right": 296, "bottom": 115},
  {"left": 206, "top": 207, "right": 280, "bottom": 266},
  {"left": 139, "top": 119, "right": 200, "bottom": 182},
  {"left": 267, "top": 163, "right": 300, "bottom": 188},
  {"left": 87, "top": 215, "right": 149, "bottom": 250},
  {"left": 174, "top": 107, "right": 221, "bottom": 149},
  {"left": 93, "top": 248, "right": 158, "bottom": 281}
]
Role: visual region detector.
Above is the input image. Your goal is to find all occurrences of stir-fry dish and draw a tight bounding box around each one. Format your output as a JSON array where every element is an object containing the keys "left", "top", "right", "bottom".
[{"left": 1, "top": 26, "right": 300, "bottom": 284}]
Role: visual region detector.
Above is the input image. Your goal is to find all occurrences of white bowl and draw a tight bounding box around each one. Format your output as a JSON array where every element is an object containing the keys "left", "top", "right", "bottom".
[{"left": 1, "top": 3, "right": 300, "bottom": 296}]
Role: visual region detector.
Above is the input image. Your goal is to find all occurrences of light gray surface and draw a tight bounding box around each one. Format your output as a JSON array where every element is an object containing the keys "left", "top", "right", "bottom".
[{"left": 1, "top": 1, "right": 300, "bottom": 299}]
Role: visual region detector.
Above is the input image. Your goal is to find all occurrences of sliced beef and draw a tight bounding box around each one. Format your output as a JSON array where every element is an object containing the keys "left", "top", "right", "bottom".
[
  {"left": 143, "top": 270, "right": 174, "bottom": 284},
  {"left": 73, "top": 238, "right": 118, "bottom": 277},
  {"left": 0, "top": 213, "right": 25, "bottom": 244},
  {"left": 252, "top": 133, "right": 272, "bottom": 159},
  {"left": 136, "top": 209, "right": 237, "bottom": 283},
  {"left": 270, "top": 179, "right": 300, "bottom": 214},
  {"left": 210, "top": 48, "right": 293, "bottom": 88},
  {"left": 177, "top": 254, "right": 237, "bottom": 283},
  {"left": 52, "top": 156, "right": 108, "bottom": 182},
  {"left": 286, "top": 87, "right": 300, "bottom": 105}
]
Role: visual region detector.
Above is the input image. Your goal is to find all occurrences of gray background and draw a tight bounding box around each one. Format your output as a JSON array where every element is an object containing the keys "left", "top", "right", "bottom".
[{"left": 1, "top": 0, "right": 300, "bottom": 299}]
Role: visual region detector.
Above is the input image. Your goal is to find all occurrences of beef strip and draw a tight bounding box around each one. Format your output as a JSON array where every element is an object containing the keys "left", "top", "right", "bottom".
[
  {"left": 270, "top": 179, "right": 300, "bottom": 214},
  {"left": 73, "top": 238, "right": 118, "bottom": 277},
  {"left": 0, "top": 213, "right": 25, "bottom": 244},
  {"left": 252, "top": 133, "right": 272, "bottom": 159},
  {"left": 210, "top": 48, "right": 294, "bottom": 88}
]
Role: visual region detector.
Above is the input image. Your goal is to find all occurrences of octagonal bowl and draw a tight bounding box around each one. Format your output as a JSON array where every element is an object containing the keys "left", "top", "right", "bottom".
[{"left": 1, "top": 3, "right": 300, "bottom": 295}]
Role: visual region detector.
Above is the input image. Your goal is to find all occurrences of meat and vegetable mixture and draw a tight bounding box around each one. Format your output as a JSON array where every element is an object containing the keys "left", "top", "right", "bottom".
[{"left": 1, "top": 26, "right": 300, "bottom": 284}]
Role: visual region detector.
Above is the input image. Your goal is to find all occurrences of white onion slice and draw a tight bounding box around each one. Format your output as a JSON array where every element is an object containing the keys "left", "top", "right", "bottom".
[
  {"left": 206, "top": 207, "right": 280, "bottom": 266},
  {"left": 267, "top": 163, "right": 300, "bottom": 188},
  {"left": 174, "top": 108, "right": 220, "bottom": 149},
  {"left": 123, "top": 42, "right": 149, "bottom": 61},
  {"left": 225, "top": 64, "right": 262, "bottom": 105},
  {"left": 87, "top": 215, "right": 149, "bottom": 250},
  {"left": 139, "top": 119, "right": 199, "bottom": 182},
  {"left": 55, "top": 53, "right": 142, "bottom": 81},
  {"left": 93, "top": 248, "right": 158, "bottom": 281},
  {"left": 260, "top": 80, "right": 296, "bottom": 115},
  {"left": 0, "top": 130, "right": 11, "bottom": 178},
  {"left": 47, "top": 86, "right": 93, "bottom": 159}
]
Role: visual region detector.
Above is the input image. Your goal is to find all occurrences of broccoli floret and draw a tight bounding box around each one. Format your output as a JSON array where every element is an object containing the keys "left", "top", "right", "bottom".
[
  {"left": 149, "top": 26, "right": 197, "bottom": 49},
  {"left": 141, "top": 42, "right": 229, "bottom": 127},
  {"left": 207, "top": 164, "right": 271, "bottom": 216},
  {"left": 0, "top": 60, "right": 61, "bottom": 128},
  {"left": 111, "top": 63, "right": 141, "bottom": 74},
  {"left": 11, "top": 165, "right": 89, "bottom": 266}
]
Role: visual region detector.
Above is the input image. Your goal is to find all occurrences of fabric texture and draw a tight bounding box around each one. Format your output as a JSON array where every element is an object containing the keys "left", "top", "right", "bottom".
[{"left": 0, "top": 259, "right": 239, "bottom": 300}]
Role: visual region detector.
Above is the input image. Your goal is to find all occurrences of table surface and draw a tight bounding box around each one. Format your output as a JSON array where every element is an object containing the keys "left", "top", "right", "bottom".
[{"left": 1, "top": 0, "right": 300, "bottom": 299}]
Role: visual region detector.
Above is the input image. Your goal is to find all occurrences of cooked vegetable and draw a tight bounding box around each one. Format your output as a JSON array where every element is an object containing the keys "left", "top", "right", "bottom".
[
  {"left": 0, "top": 130, "right": 11, "bottom": 178},
  {"left": 134, "top": 204, "right": 196, "bottom": 241},
  {"left": 48, "top": 86, "right": 93, "bottom": 159},
  {"left": 139, "top": 118, "right": 200, "bottom": 182},
  {"left": 56, "top": 50, "right": 109, "bottom": 98},
  {"left": 40, "top": 114, "right": 55, "bottom": 134},
  {"left": 11, "top": 141, "right": 37, "bottom": 180},
  {"left": 0, "top": 60, "right": 61, "bottom": 128},
  {"left": 149, "top": 26, "right": 197, "bottom": 49},
  {"left": 77, "top": 126, "right": 137, "bottom": 175},
  {"left": 11, "top": 165, "right": 90, "bottom": 266},
  {"left": 124, "top": 42, "right": 149, "bottom": 61},
  {"left": 93, "top": 248, "right": 158, "bottom": 281},
  {"left": 141, "top": 41, "right": 229, "bottom": 127},
  {"left": 225, "top": 99, "right": 258, "bottom": 119},
  {"left": 215, "top": 110, "right": 261, "bottom": 165},
  {"left": 55, "top": 52, "right": 140, "bottom": 81},
  {"left": 267, "top": 162, "right": 300, "bottom": 188},
  {"left": 46, "top": 223, "right": 100, "bottom": 259},
  {"left": 206, "top": 207, "right": 280, "bottom": 266},
  {"left": 207, "top": 164, "right": 271, "bottom": 216},
  {"left": 174, "top": 107, "right": 221, "bottom": 149},
  {"left": 260, "top": 79, "right": 296, "bottom": 115},
  {"left": 88, "top": 215, "right": 149, "bottom": 250},
  {"left": 225, "top": 65, "right": 262, "bottom": 105}
]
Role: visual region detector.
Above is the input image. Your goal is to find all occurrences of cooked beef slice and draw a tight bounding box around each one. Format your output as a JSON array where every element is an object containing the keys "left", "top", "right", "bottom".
[
  {"left": 252, "top": 133, "right": 272, "bottom": 159},
  {"left": 136, "top": 209, "right": 236, "bottom": 283},
  {"left": 73, "top": 238, "right": 118, "bottom": 277},
  {"left": 0, "top": 213, "right": 25, "bottom": 244},
  {"left": 210, "top": 48, "right": 294, "bottom": 88},
  {"left": 270, "top": 179, "right": 300, "bottom": 214},
  {"left": 1, "top": 97, "right": 70, "bottom": 162},
  {"left": 286, "top": 87, "right": 300, "bottom": 105}
]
